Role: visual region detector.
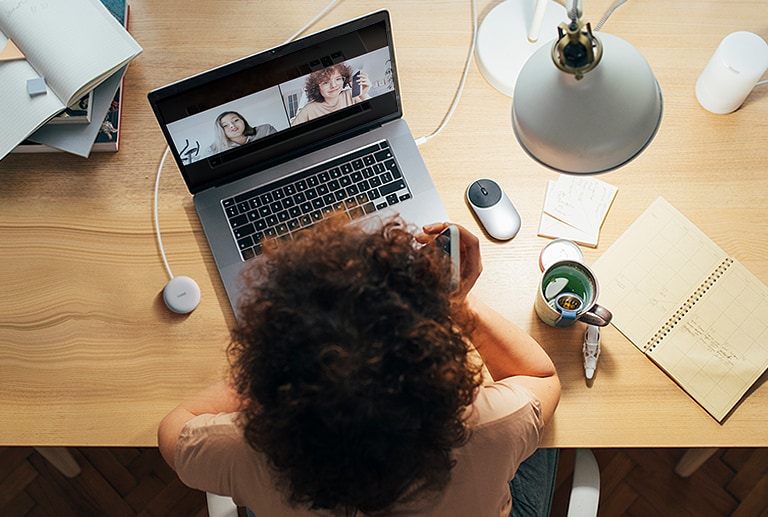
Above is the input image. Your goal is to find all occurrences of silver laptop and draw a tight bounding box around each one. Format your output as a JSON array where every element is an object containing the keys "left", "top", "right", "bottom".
[{"left": 148, "top": 10, "right": 447, "bottom": 312}]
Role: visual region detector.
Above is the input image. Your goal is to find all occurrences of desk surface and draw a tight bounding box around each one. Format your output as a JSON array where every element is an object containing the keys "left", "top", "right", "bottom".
[{"left": 1, "top": 0, "right": 766, "bottom": 448}]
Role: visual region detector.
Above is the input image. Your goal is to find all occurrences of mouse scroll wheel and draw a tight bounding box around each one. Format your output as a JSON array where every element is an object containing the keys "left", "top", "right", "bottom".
[{"left": 481, "top": 187, "right": 488, "bottom": 195}]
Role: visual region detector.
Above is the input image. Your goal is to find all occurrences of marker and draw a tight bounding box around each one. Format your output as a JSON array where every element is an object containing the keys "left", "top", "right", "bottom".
[{"left": 583, "top": 325, "right": 600, "bottom": 380}]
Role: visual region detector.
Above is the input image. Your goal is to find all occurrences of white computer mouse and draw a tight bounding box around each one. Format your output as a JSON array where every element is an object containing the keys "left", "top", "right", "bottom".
[{"left": 466, "top": 178, "right": 521, "bottom": 241}]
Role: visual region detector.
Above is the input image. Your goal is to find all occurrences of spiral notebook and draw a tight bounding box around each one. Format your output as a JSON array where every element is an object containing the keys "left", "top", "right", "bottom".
[{"left": 592, "top": 197, "right": 768, "bottom": 422}]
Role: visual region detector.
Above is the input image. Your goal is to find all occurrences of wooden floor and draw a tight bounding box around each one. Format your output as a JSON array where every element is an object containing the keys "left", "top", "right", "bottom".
[{"left": 0, "top": 446, "right": 766, "bottom": 516}]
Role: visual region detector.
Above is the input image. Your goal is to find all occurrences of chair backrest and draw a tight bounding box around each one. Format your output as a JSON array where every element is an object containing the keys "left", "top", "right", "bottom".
[
  {"left": 206, "top": 492, "right": 239, "bottom": 517},
  {"left": 567, "top": 448, "right": 601, "bottom": 517}
]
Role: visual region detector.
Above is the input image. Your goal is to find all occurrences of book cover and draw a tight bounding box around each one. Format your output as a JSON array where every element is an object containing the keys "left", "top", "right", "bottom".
[
  {"left": 47, "top": 90, "right": 94, "bottom": 124},
  {"left": 0, "top": 0, "right": 141, "bottom": 160},
  {"left": 93, "top": 83, "right": 123, "bottom": 152},
  {"left": 13, "top": 84, "right": 122, "bottom": 154},
  {"left": 592, "top": 197, "right": 768, "bottom": 422}
]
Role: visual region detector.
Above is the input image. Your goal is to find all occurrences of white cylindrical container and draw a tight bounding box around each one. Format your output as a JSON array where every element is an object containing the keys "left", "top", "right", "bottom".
[{"left": 696, "top": 31, "right": 768, "bottom": 114}]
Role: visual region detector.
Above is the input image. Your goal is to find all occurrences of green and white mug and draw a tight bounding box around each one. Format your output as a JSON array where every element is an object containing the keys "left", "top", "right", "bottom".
[{"left": 535, "top": 260, "right": 612, "bottom": 327}]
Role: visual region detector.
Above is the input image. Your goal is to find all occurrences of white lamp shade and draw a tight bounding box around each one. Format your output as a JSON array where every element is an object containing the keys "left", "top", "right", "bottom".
[{"left": 512, "top": 32, "right": 663, "bottom": 174}]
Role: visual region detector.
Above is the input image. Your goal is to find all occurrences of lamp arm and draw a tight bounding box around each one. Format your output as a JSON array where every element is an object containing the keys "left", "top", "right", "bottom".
[
  {"left": 528, "top": 0, "right": 549, "bottom": 42},
  {"left": 565, "top": 0, "right": 583, "bottom": 20}
]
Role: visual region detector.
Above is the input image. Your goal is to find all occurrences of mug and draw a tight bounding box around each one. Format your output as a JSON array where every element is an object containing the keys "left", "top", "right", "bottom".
[{"left": 535, "top": 260, "right": 612, "bottom": 327}]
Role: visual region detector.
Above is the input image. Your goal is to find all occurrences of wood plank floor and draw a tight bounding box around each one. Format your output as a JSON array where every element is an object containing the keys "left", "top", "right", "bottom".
[{"left": 1, "top": 446, "right": 766, "bottom": 516}]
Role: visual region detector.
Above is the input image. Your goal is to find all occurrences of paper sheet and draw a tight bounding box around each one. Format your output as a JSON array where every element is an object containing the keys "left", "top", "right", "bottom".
[{"left": 538, "top": 176, "right": 618, "bottom": 247}]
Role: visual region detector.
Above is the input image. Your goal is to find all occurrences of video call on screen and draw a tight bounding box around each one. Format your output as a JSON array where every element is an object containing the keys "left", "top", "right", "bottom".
[{"left": 166, "top": 46, "right": 395, "bottom": 167}]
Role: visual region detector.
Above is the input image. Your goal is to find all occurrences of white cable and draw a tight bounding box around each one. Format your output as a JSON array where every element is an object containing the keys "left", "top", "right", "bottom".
[
  {"left": 284, "top": 0, "right": 340, "bottom": 44},
  {"left": 153, "top": 1, "right": 343, "bottom": 281},
  {"left": 589, "top": 2, "right": 768, "bottom": 102},
  {"left": 415, "top": 0, "right": 477, "bottom": 146},
  {"left": 595, "top": 0, "right": 629, "bottom": 31},
  {"left": 154, "top": 146, "right": 174, "bottom": 280}
]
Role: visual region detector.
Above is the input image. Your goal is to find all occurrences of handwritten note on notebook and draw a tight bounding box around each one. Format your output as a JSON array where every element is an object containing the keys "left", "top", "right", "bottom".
[
  {"left": 592, "top": 197, "right": 768, "bottom": 422},
  {"left": 538, "top": 176, "right": 618, "bottom": 247}
]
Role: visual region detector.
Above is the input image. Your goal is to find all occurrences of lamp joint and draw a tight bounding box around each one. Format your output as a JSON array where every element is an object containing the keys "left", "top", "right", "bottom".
[{"left": 552, "top": 17, "right": 603, "bottom": 79}]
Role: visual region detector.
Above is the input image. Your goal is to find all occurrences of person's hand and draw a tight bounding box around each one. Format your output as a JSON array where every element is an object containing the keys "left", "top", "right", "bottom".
[
  {"left": 356, "top": 72, "right": 371, "bottom": 99},
  {"left": 420, "top": 222, "right": 482, "bottom": 299}
]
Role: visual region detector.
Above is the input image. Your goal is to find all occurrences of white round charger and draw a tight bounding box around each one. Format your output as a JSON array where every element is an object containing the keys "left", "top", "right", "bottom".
[{"left": 162, "top": 276, "right": 201, "bottom": 314}]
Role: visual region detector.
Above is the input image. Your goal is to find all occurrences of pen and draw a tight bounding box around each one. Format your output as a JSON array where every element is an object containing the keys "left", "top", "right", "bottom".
[{"left": 583, "top": 325, "right": 600, "bottom": 380}]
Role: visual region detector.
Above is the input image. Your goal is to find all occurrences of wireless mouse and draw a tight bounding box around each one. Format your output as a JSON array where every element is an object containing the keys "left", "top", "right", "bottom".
[{"left": 466, "top": 178, "right": 521, "bottom": 240}]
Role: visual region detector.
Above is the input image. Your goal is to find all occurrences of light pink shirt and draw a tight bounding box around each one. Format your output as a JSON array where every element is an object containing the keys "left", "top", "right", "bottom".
[
  {"left": 292, "top": 89, "right": 358, "bottom": 126},
  {"left": 175, "top": 378, "right": 543, "bottom": 516}
]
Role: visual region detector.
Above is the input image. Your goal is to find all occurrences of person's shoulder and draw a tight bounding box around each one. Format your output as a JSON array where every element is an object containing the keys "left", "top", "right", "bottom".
[
  {"left": 292, "top": 105, "right": 313, "bottom": 124},
  {"left": 468, "top": 378, "right": 543, "bottom": 429},
  {"left": 181, "top": 412, "right": 242, "bottom": 441},
  {"left": 175, "top": 412, "right": 267, "bottom": 504},
  {"left": 254, "top": 124, "right": 277, "bottom": 137},
  {"left": 177, "top": 413, "right": 252, "bottom": 475}
]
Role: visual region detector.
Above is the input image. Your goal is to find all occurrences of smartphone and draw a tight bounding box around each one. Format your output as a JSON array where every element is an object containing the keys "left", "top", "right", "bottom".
[
  {"left": 351, "top": 70, "right": 362, "bottom": 97},
  {"left": 435, "top": 225, "right": 460, "bottom": 292}
]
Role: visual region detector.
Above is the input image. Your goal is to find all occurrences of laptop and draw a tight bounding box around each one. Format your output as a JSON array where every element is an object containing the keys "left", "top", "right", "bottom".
[{"left": 148, "top": 10, "right": 448, "bottom": 312}]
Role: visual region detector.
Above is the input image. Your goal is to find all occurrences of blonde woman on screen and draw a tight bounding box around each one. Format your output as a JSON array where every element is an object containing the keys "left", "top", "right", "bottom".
[{"left": 209, "top": 111, "right": 277, "bottom": 154}]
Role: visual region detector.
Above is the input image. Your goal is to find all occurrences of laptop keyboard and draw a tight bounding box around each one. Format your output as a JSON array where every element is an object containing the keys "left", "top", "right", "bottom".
[{"left": 222, "top": 140, "right": 412, "bottom": 261}]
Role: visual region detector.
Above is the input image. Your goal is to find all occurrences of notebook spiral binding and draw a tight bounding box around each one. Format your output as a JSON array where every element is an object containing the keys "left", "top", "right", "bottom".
[{"left": 645, "top": 257, "right": 734, "bottom": 352}]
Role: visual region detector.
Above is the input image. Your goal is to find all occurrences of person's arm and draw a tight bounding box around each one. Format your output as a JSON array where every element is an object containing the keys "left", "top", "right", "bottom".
[
  {"left": 421, "top": 222, "right": 560, "bottom": 424},
  {"left": 157, "top": 380, "right": 246, "bottom": 470},
  {"left": 466, "top": 295, "right": 561, "bottom": 425}
]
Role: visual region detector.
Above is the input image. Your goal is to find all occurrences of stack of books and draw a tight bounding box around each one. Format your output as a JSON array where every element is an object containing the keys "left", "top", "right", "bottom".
[{"left": 0, "top": 0, "right": 141, "bottom": 159}]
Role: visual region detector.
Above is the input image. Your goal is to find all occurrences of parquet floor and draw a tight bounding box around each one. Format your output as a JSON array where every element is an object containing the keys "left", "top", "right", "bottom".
[{"left": 0, "top": 446, "right": 766, "bottom": 516}]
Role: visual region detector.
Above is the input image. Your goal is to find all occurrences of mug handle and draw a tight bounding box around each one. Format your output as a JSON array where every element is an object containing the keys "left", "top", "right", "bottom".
[{"left": 580, "top": 304, "right": 613, "bottom": 327}]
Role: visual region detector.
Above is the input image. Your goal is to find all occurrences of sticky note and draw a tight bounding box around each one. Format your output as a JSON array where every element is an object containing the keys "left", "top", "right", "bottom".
[
  {"left": 27, "top": 77, "right": 47, "bottom": 96},
  {"left": 0, "top": 39, "right": 25, "bottom": 61},
  {"left": 537, "top": 176, "right": 618, "bottom": 248}
]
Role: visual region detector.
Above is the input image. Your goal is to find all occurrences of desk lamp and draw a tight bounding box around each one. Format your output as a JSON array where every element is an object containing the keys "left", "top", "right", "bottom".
[
  {"left": 477, "top": 0, "right": 663, "bottom": 174},
  {"left": 511, "top": 0, "right": 663, "bottom": 173},
  {"left": 475, "top": 0, "right": 568, "bottom": 96}
]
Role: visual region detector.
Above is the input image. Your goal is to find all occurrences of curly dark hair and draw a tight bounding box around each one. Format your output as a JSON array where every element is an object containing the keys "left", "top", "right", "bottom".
[
  {"left": 304, "top": 63, "right": 354, "bottom": 103},
  {"left": 228, "top": 216, "right": 482, "bottom": 515}
]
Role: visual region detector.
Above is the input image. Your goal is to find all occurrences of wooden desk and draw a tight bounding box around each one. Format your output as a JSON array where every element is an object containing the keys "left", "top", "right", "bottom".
[{"left": 1, "top": 0, "right": 766, "bottom": 448}]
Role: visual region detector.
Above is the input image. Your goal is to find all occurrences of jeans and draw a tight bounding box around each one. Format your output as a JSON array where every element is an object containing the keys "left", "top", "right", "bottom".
[{"left": 509, "top": 448, "right": 560, "bottom": 517}]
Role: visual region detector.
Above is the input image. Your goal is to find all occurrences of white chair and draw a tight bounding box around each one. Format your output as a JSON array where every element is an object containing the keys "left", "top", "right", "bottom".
[
  {"left": 567, "top": 448, "right": 601, "bottom": 517},
  {"left": 206, "top": 492, "right": 239, "bottom": 517},
  {"left": 206, "top": 448, "right": 600, "bottom": 517}
]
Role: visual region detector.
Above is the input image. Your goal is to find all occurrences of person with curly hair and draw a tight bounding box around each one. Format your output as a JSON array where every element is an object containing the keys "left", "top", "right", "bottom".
[
  {"left": 158, "top": 216, "right": 561, "bottom": 516},
  {"left": 209, "top": 111, "right": 277, "bottom": 155},
  {"left": 291, "top": 63, "right": 371, "bottom": 126}
]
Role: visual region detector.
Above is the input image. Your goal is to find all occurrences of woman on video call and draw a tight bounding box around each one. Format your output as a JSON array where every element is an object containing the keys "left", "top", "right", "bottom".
[
  {"left": 291, "top": 63, "right": 371, "bottom": 126},
  {"left": 209, "top": 111, "right": 277, "bottom": 154}
]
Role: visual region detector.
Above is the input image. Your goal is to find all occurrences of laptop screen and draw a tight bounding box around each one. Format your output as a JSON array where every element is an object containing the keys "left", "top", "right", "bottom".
[{"left": 148, "top": 11, "right": 400, "bottom": 194}]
